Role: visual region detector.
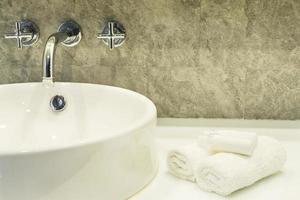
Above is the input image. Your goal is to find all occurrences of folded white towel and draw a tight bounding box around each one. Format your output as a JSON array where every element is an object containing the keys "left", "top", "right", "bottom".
[
  {"left": 167, "top": 143, "right": 210, "bottom": 182},
  {"left": 198, "top": 130, "right": 257, "bottom": 156},
  {"left": 195, "top": 136, "right": 286, "bottom": 196}
]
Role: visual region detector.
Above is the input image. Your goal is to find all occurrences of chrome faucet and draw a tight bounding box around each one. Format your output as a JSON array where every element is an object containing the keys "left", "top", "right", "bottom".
[{"left": 42, "top": 20, "right": 81, "bottom": 83}]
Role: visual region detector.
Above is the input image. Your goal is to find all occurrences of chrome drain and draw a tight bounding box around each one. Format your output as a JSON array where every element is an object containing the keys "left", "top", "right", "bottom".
[{"left": 50, "top": 95, "right": 66, "bottom": 112}]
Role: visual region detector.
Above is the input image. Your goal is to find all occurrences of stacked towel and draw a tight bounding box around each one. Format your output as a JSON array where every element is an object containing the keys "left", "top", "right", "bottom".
[
  {"left": 167, "top": 143, "right": 210, "bottom": 182},
  {"left": 198, "top": 130, "right": 257, "bottom": 156},
  {"left": 195, "top": 136, "right": 286, "bottom": 196},
  {"left": 167, "top": 134, "right": 287, "bottom": 196}
]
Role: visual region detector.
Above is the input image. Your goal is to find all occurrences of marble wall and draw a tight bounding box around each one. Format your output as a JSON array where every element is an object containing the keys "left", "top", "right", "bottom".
[{"left": 0, "top": 0, "right": 299, "bottom": 119}]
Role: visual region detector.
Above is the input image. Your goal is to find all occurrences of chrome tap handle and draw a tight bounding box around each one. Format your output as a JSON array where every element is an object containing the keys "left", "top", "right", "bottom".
[
  {"left": 97, "top": 21, "right": 126, "bottom": 50},
  {"left": 4, "top": 20, "right": 39, "bottom": 49},
  {"left": 4, "top": 22, "right": 28, "bottom": 48}
]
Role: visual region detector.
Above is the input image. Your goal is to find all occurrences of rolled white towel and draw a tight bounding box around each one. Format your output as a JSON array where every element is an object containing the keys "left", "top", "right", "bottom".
[
  {"left": 198, "top": 130, "right": 257, "bottom": 156},
  {"left": 167, "top": 143, "right": 210, "bottom": 182},
  {"left": 195, "top": 136, "right": 287, "bottom": 196}
]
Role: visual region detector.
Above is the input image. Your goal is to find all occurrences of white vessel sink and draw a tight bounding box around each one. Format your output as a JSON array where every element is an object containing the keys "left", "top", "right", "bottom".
[{"left": 0, "top": 82, "right": 158, "bottom": 200}]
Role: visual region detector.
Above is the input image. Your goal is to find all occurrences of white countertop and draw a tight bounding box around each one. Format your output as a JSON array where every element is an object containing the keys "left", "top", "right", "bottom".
[{"left": 131, "top": 119, "right": 300, "bottom": 200}]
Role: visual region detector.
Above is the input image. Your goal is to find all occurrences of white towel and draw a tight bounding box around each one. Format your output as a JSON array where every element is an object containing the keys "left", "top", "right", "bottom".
[
  {"left": 167, "top": 143, "right": 210, "bottom": 182},
  {"left": 195, "top": 136, "right": 286, "bottom": 196},
  {"left": 198, "top": 130, "right": 257, "bottom": 156}
]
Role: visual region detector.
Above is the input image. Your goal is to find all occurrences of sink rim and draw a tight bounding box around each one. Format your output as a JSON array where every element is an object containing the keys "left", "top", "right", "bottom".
[{"left": 0, "top": 82, "right": 157, "bottom": 156}]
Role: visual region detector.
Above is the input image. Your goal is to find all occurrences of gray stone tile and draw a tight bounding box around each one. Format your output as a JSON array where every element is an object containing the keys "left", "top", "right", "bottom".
[
  {"left": 0, "top": 0, "right": 299, "bottom": 119},
  {"left": 147, "top": 65, "right": 245, "bottom": 118},
  {"left": 244, "top": 66, "right": 300, "bottom": 120}
]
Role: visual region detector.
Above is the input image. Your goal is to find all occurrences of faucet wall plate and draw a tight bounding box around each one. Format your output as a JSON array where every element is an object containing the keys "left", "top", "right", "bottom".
[
  {"left": 97, "top": 21, "right": 126, "bottom": 50},
  {"left": 58, "top": 20, "right": 82, "bottom": 47},
  {"left": 4, "top": 19, "right": 39, "bottom": 49}
]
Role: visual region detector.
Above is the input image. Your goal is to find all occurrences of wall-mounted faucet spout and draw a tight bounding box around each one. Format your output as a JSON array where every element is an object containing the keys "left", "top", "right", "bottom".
[
  {"left": 42, "top": 20, "right": 81, "bottom": 84},
  {"left": 43, "top": 32, "right": 68, "bottom": 82}
]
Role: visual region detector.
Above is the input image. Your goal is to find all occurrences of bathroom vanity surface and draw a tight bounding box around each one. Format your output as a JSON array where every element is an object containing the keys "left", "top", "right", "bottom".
[{"left": 131, "top": 119, "right": 300, "bottom": 200}]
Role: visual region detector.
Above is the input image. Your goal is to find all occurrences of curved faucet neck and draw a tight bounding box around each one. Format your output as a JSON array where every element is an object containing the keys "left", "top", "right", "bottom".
[{"left": 42, "top": 32, "right": 68, "bottom": 83}]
